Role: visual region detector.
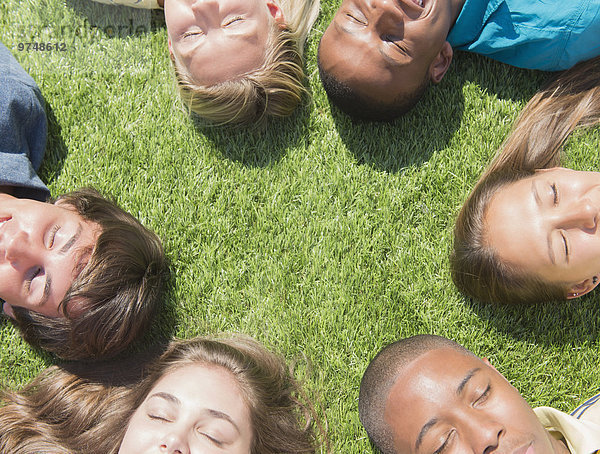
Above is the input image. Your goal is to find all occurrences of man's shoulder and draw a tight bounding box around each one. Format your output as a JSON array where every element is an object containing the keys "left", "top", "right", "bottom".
[{"left": 571, "top": 392, "right": 600, "bottom": 423}]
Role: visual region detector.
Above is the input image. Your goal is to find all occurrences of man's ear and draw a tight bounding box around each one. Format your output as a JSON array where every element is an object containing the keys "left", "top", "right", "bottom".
[
  {"left": 428, "top": 41, "right": 453, "bottom": 84},
  {"left": 566, "top": 277, "right": 599, "bottom": 299},
  {"left": 481, "top": 357, "right": 499, "bottom": 372}
]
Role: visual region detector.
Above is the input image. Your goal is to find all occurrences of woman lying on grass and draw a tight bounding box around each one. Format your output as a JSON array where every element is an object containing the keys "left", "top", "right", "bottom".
[
  {"left": 91, "top": 0, "right": 320, "bottom": 125},
  {"left": 0, "top": 336, "right": 319, "bottom": 454},
  {"left": 1, "top": 42, "right": 167, "bottom": 360},
  {"left": 451, "top": 56, "right": 600, "bottom": 304}
]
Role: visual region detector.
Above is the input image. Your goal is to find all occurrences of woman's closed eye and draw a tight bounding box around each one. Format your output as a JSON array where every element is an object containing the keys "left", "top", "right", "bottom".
[
  {"left": 223, "top": 16, "right": 244, "bottom": 26},
  {"left": 201, "top": 432, "right": 224, "bottom": 447},
  {"left": 182, "top": 30, "right": 204, "bottom": 39},
  {"left": 560, "top": 231, "right": 569, "bottom": 259},
  {"left": 148, "top": 413, "right": 172, "bottom": 423}
]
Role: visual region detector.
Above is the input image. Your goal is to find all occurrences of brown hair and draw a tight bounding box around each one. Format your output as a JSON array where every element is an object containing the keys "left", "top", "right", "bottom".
[
  {"left": 11, "top": 188, "right": 167, "bottom": 359},
  {"left": 174, "top": 0, "right": 320, "bottom": 125},
  {"left": 451, "top": 56, "right": 600, "bottom": 304},
  {"left": 0, "top": 336, "right": 319, "bottom": 454}
]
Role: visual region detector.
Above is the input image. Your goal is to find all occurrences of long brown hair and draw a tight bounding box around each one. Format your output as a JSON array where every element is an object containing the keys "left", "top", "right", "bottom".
[
  {"left": 0, "top": 336, "right": 320, "bottom": 454},
  {"left": 11, "top": 188, "right": 168, "bottom": 359},
  {"left": 451, "top": 56, "right": 600, "bottom": 304}
]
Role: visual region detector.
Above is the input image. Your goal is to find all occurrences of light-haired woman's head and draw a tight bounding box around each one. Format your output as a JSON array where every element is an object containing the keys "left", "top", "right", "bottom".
[
  {"left": 164, "top": 0, "right": 320, "bottom": 125},
  {"left": 121, "top": 336, "right": 317, "bottom": 454},
  {"left": 451, "top": 56, "right": 600, "bottom": 304},
  {"left": 0, "top": 336, "right": 318, "bottom": 454}
]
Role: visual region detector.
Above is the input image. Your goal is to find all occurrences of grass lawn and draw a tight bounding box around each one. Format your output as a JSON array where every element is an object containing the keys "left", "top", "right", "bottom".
[{"left": 1, "top": 0, "right": 600, "bottom": 451}]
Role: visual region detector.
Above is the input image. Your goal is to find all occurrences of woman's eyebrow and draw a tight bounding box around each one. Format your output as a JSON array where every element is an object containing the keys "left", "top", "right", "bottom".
[
  {"left": 149, "top": 392, "right": 181, "bottom": 405},
  {"left": 531, "top": 182, "right": 556, "bottom": 264},
  {"left": 203, "top": 408, "right": 240, "bottom": 433},
  {"left": 532, "top": 180, "right": 542, "bottom": 207}
]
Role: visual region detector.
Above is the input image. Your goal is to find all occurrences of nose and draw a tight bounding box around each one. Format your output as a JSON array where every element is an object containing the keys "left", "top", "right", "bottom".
[
  {"left": 5, "top": 231, "right": 37, "bottom": 268},
  {"left": 190, "top": 0, "right": 219, "bottom": 15},
  {"left": 556, "top": 198, "right": 598, "bottom": 231},
  {"left": 370, "top": 0, "right": 404, "bottom": 36},
  {"left": 160, "top": 431, "right": 190, "bottom": 454},
  {"left": 464, "top": 415, "right": 503, "bottom": 454}
]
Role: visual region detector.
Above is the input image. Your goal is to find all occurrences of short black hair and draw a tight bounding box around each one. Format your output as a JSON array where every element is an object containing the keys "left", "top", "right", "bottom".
[
  {"left": 317, "top": 43, "right": 429, "bottom": 122},
  {"left": 359, "top": 335, "right": 473, "bottom": 454}
]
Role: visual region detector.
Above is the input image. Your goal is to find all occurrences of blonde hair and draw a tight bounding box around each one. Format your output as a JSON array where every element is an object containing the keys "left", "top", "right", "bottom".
[
  {"left": 451, "top": 56, "right": 600, "bottom": 304},
  {"left": 173, "top": 0, "right": 320, "bottom": 125},
  {"left": 0, "top": 336, "right": 320, "bottom": 454}
]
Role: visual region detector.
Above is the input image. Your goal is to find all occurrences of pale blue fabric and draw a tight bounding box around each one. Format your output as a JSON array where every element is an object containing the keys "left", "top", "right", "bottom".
[
  {"left": 447, "top": 0, "right": 600, "bottom": 71},
  {"left": 0, "top": 41, "right": 49, "bottom": 201}
]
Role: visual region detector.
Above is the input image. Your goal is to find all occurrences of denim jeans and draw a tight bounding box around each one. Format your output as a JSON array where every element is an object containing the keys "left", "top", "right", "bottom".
[{"left": 0, "top": 41, "right": 49, "bottom": 201}]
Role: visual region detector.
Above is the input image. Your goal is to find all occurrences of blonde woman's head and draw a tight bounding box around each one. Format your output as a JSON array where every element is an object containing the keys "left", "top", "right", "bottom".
[{"left": 164, "top": 0, "right": 320, "bottom": 125}]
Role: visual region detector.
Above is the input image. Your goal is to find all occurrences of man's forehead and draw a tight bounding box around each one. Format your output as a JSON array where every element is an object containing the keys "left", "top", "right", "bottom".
[
  {"left": 384, "top": 348, "right": 479, "bottom": 412},
  {"left": 383, "top": 348, "right": 481, "bottom": 451}
]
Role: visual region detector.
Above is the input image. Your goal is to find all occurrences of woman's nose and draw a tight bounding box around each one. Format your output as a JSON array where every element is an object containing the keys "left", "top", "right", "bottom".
[
  {"left": 558, "top": 198, "right": 598, "bottom": 231},
  {"left": 190, "top": 0, "right": 219, "bottom": 14},
  {"left": 160, "top": 431, "right": 190, "bottom": 454}
]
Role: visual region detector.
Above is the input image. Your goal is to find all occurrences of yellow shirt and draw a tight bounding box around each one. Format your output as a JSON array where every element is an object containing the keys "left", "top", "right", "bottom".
[{"left": 535, "top": 393, "right": 600, "bottom": 454}]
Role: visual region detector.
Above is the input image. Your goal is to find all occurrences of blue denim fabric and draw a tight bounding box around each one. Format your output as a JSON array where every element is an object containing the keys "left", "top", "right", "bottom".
[{"left": 0, "top": 41, "right": 50, "bottom": 201}]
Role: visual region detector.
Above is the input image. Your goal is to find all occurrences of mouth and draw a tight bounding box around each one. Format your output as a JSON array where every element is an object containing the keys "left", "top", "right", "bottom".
[{"left": 408, "top": 0, "right": 424, "bottom": 7}]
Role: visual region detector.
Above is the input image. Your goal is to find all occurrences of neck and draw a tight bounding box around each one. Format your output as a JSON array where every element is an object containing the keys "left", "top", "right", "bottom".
[
  {"left": 449, "top": 0, "right": 467, "bottom": 24},
  {"left": 549, "top": 433, "right": 571, "bottom": 454}
]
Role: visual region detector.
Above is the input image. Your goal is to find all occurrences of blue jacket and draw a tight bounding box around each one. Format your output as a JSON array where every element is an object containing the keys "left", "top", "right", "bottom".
[{"left": 447, "top": 0, "right": 600, "bottom": 71}]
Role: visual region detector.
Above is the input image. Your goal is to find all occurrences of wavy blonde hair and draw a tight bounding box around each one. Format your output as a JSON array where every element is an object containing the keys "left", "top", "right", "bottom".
[
  {"left": 173, "top": 0, "right": 320, "bottom": 125},
  {"left": 0, "top": 335, "right": 321, "bottom": 454},
  {"left": 451, "top": 56, "right": 600, "bottom": 304}
]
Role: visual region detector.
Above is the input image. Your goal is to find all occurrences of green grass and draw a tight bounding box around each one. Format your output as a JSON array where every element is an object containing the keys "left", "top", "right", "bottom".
[{"left": 2, "top": 0, "right": 600, "bottom": 451}]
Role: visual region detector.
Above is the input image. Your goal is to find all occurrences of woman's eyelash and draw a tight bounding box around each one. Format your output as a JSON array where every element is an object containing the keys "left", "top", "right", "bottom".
[
  {"left": 203, "top": 433, "right": 223, "bottom": 447},
  {"left": 551, "top": 183, "right": 558, "bottom": 204},
  {"left": 561, "top": 231, "right": 569, "bottom": 257},
  {"left": 182, "top": 31, "right": 203, "bottom": 38},
  {"left": 148, "top": 414, "right": 170, "bottom": 422},
  {"left": 224, "top": 16, "right": 243, "bottom": 26}
]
